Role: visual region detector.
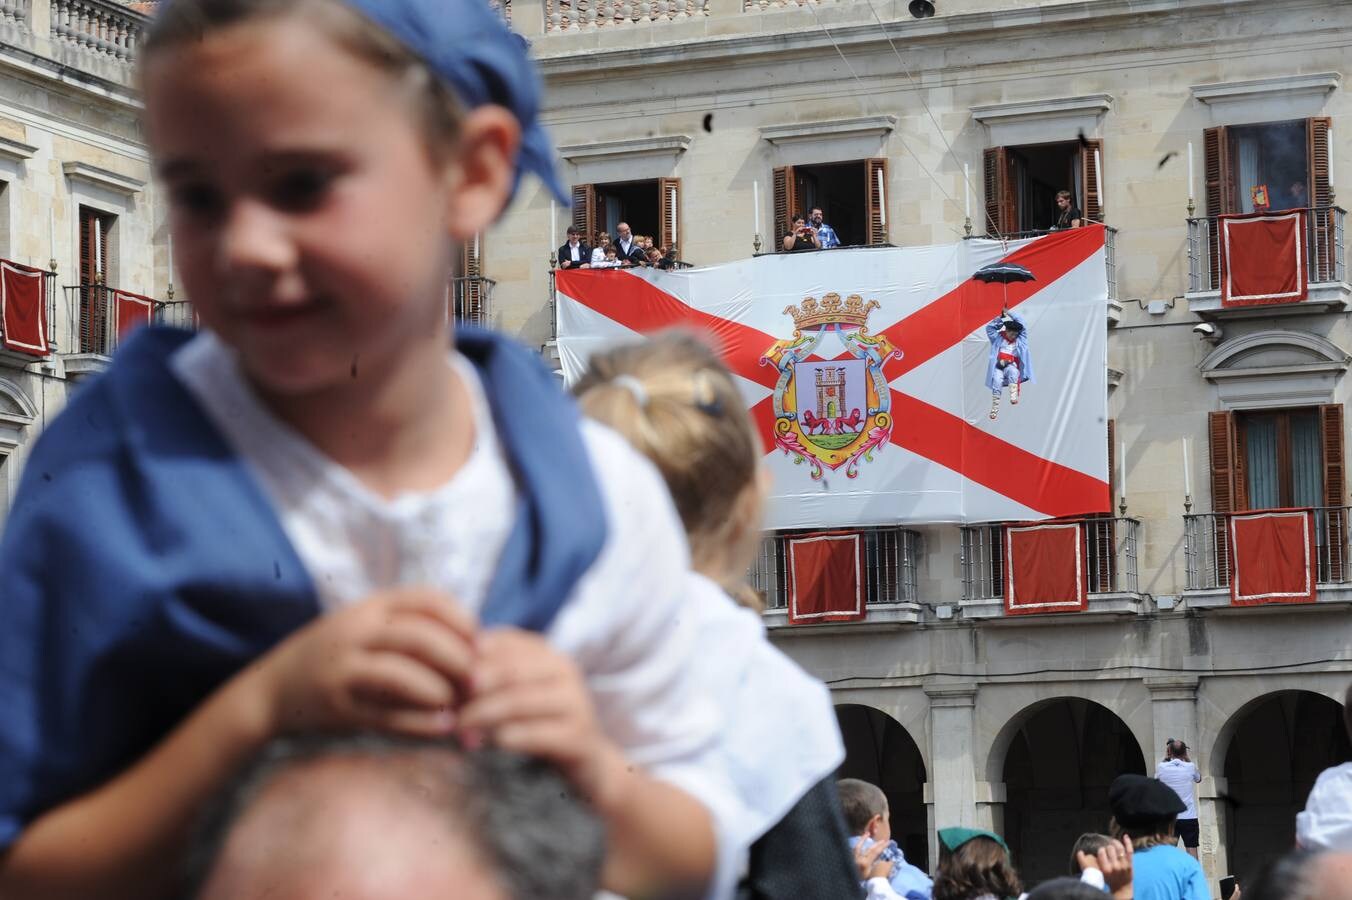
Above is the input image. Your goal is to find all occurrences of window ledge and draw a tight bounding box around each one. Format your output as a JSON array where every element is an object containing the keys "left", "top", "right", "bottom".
[
  {"left": 1191, "top": 73, "right": 1340, "bottom": 106},
  {"left": 1107, "top": 299, "right": 1123, "bottom": 326},
  {"left": 1183, "top": 585, "right": 1352, "bottom": 611},
  {"left": 0, "top": 136, "right": 37, "bottom": 163},
  {"left": 62, "top": 162, "right": 145, "bottom": 196},
  {"left": 1187, "top": 282, "right": 1352, "bottom": 320},
  {"left": 960, "top": 592, "right": 1144, "bottom": 621},
  {"left": 759, "top": 115, "right": 896, "bottom": 146},
  {"left": 762, "top": 601, "right": 923, "bottom": 632},
  {"left": 556, "top": 135, "right": 692, "bottom": 164},
  {"left": 61, "top": 352, "right": 111, "bottom": 379},
  {"left": 970, "top": 94, "right": 1113, "bottom": 125}
]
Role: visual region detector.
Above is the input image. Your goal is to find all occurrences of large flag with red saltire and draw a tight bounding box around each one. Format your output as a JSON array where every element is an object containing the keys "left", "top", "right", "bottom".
[{"left": 556, "top": 225, "right": 1109, "bottom": 528}]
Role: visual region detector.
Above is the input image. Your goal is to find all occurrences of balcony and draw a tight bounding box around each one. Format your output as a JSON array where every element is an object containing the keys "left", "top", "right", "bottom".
[
  {"left": 958, "top": 516, "right": 1142, "bottom": 619},
  {"left": 452, "top": 275, "right": 495, "bottom": 330},
  {"left": 751, "top": 526, "right": 923, "bottom": 629},
  {"left": 1183, "top": 508, "right": 1352, "bottom": 608},
  {"left": 59, "top": 284, "right": 184, "bottom": 377},
  {"left": 968, "top": 226, "right": 1119, "bottom": 321},
  {"left": 1186, "top": 206, "right": 1349, "bottom": 318}
]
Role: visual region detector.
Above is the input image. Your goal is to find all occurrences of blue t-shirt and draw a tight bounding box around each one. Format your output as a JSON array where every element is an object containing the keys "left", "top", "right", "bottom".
[{"left": 1132, "top": 845, "right": 1209, "bottom": 900}]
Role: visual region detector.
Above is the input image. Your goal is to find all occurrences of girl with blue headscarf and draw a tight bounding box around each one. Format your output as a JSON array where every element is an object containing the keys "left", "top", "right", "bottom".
[{"left": 0, "top": 1, "right": 765, "bottom": 896}]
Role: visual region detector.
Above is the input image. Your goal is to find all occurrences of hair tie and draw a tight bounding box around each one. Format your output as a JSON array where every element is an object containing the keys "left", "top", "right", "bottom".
[{"left": 611, "top": 375, "right": 649, "bottom": 408}]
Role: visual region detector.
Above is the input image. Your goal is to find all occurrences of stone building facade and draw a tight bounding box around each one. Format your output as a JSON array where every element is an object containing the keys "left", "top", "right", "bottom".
[
  {"left": 484, "top": 0, "right": 1352, "bottom": 887},
  {"left": 0, "top": 0, "right": 170, "bottom": 520}
]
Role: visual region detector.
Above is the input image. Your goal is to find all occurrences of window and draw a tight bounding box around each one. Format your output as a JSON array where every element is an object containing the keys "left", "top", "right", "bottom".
[
  {"left": 1205, "top": 118, "right": 1331, "bottom": 215},
  {"left": 772, "top": 159, "right": 887, "bottom": 248},
  {"left": 76, "top": 206, "right": 115, "bottom": 355},
  {"left": 570, "top": 178, "right": 682, "bottom": 251},
  {"left": 984, "top": 140, "right": 1103, "bottom": 235},
  {"left": 1210, "top": 405, "right": 1343, "bottom": 513},
  {"left": 78, "top": 206, "right": 114, "bottom": 286}
]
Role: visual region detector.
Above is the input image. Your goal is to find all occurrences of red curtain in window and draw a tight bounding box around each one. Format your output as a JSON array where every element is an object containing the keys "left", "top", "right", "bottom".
[
  {"left": 1220, "top": 210, "right": 1308, "bottom": 307},
  {"left": 1229, "top": 509, "right": 1316, "bottom": 606},
  {"left": 785, "top": 531, "right": 865, "bottom": 625},
  {"left": 1004, "top": 522, "right": 1087, "bottom": 615},
  {"left": 0, "top": 260, "right": 47, "bottom": 356},
  {"left": 114, "top": 290, "right": 155, "bottom": 343}
]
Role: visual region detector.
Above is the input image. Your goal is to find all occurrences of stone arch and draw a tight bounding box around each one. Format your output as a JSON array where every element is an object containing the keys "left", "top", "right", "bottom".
[
  {"left": 1204, "top": 677, "right": 1348, "bottom": 779},
  {"left": 1200, "top": 329, "right": 1349, "bottom": 409},
  {"left": 0, "top": 376, "right": 36, "bottom": 420},
  {"left": 1214, "top": 689, "right": 1350, "bottom": 883},
  {"left": 835, "top": 703, "right": 930, "bottom": 872},
  {"left": 986, "top": 696, "right": 1147, "bottom": 884}
]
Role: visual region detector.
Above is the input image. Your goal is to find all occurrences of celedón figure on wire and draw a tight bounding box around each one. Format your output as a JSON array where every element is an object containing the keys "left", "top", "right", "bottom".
[{"left": 985, "top": 309, "right": 1033, "bottom": 420}]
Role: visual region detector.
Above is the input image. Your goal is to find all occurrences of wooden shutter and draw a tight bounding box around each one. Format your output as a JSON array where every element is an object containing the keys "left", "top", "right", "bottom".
[
  {"left": 1080, "top": 139, "right": 1104, "bottom": 223},
  {"left": 657, "top": 177, "right": 681, "bottom": 253},
  {"left": 866, "top": 158, "right": 888, "bottom": 245},
  {"left": 77, "top": 207, "right": 110, "bottom": 354},
  {"left": 1203, "top": 127, "right": 1232, "bottom": 287},
  {"left": 1308, "top": 118, "right": 1333, "bottom": 281},
  {"left": 571, "top": 184, "right": 595, "bottom": 247},
  {"left": 1321, "top": 404, "right": 1345, "bottom": 581},
  {"left": 1210, "top": 411, "right": 1238, "bottom": 582},
  {"left": 772, "top": 166, "right": 797, "bottom": 247},
  {"left": 983, "top": 147, "right": 1016, "bottom": 237}
]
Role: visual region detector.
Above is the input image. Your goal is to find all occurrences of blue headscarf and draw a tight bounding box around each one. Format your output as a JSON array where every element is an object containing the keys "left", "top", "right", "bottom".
[{"left": 339, "top": 0, "right": 566, "bottom": 203}]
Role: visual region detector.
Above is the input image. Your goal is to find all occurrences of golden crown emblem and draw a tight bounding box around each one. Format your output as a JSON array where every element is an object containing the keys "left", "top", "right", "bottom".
[{"left": 783, "top": 293, "right": 880, "bottom": 331}]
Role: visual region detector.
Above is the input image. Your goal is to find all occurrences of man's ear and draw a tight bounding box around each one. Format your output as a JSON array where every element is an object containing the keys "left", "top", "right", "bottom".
[
  {"left": 445, "top": 105, "right": 521, "bottom": 240},
  {"left": 866, "top": 813, "right": 882, "bottom": 837}
]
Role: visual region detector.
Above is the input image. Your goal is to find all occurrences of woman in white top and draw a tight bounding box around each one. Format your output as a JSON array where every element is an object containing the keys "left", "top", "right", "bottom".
[{"left": 1157, "top": 739, "right": 1203, "bottom": 859}]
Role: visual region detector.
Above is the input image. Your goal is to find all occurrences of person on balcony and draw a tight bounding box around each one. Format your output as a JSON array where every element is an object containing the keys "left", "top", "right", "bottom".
[
  {"left": 589, "top": 231, "right": 611, "bottom": 265},
  {"left": 1278, "top": 180, "right": 1309, "bottom": 212},
  {"left": 1054, "top": 191, "right": 1083, "bottom": 229},
  {"left": 613, "top": 222, "right": 645, "bottom": 267},
  {"left": 782, "top": 215, "right": 821, "bottom": 252},
  {"left": 810, "top": 207, "right": 840, "bottom": 248},
  {"left": 557, "top": 225, "right": 591, "bottom": 270}
]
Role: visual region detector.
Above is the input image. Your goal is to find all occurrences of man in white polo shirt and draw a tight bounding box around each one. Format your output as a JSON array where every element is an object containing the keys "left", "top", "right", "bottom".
[{"left": 1158, "top": 738, "right": 1203, "bottom": 859}]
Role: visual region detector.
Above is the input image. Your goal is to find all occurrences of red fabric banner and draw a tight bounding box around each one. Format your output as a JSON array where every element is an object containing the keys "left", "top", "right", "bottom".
[
  {"left": 1004, "top": 522, "right": 1086, "bottom": 615},
  {"left": 786, "top": 531, "right": 866, "bottom": 625},
  {"left": 0, "top": 260, "right": 47, "bottom": 356},
  {"left": 1220, "top": 211, "right": 1307, "bottom": 307},
  {"left": 114, "top": 290, "right": 155, "bottom": 343},
  {"left": 1229, "top": 509, "right": 1316, "bottom": 606}
]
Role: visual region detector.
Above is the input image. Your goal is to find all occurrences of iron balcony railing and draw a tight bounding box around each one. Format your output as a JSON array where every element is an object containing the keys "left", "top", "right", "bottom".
[
  {"left": 1187, "top": 206, "right": 1346, "bottom": 294},
  {"left": 969, "top": 225, "right": 1117, "bottom": 300},
  {"left": 1183, "top": 507, "right": 1351, "bottom": 591},
  {"left": 748, "top": 526, "right": 920, "bottom": 611},
  {"left": 61, "top": 285, "right": 193, "bottom": 356},
  {"left": 960, "top": 516, "right": 1140, "bottom": 602},
  {"left": 452, "top": 275, "right": 495, "bottom": 330}
]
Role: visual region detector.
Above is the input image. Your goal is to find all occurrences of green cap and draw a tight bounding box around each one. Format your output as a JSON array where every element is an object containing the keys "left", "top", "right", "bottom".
[{"left": 938, "top": 827, "right": 1009, "bottom": 853}]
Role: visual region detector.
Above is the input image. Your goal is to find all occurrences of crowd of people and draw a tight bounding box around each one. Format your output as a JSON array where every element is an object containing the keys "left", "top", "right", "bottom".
[{"left": 557, "top": 221, "right": 681, "bottom": 270}]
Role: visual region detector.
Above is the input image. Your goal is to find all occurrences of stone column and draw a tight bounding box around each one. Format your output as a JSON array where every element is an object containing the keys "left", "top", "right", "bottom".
[
  {"left": 925, "top": 682, "right": 979, "bottom": 868},
  {"left": 1145, "top": 677, "right": 1218, "bottom": 878}
]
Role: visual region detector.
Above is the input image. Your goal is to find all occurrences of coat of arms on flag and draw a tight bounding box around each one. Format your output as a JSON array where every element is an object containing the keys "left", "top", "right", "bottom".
[{"left": 760, "top": 293, "right": 901, "bottom": 480}]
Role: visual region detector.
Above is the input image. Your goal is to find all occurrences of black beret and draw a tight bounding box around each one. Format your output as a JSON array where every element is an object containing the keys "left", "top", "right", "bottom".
[{"left": 1109, "top": 774, "right": 1186, "bottom": 826}]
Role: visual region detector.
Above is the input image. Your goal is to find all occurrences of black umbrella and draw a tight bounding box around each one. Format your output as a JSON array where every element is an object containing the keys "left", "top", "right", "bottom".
[{"left": 973, "top": 262, "right": 1035, "bottom": 284}]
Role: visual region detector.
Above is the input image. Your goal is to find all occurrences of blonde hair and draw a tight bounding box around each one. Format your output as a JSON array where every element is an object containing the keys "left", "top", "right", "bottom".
[{"left": 575, "top": 331, "right": 764, "bottom": 610}]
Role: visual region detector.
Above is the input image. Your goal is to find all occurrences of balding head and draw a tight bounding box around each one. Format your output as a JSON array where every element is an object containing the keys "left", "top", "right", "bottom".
[{"left": 190, "top": 736, "right": 604, "bottom": 900}]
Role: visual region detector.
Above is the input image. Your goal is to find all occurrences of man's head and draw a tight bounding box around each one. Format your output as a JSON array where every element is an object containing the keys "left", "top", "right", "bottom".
[
  {"left": 810, "top": 207, "right": 824, "bottom": 225},
  {"left": 1291, "top": 180, "right": 1309, "bottom": 200},
  {"left": 190, "top": 736, "right": 605, "bottom": 900},
  {"left": 1245, "top": 850, "right": 1352, "bottom": 900},
  {"left": 616, "top": 222, "right": 632, "bottom": 242},
  {"left": 566, "top": 224, "right": 580, "bottom": 244},
  {"left": 837, "top": 778, "right": 891, "bottom": 842},
  {"left": 1056, "top": 190, "right": 1073, "bottom": 209}
]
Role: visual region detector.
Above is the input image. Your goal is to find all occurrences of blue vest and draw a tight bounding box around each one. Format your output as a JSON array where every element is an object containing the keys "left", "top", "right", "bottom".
[{"left": 0, "top": 326, "right": 607, "bottom": 847}]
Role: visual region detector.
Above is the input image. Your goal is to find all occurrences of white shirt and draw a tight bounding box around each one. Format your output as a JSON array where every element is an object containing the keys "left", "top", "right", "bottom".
[
  {"left": 170, "top": 333, "right": 770, "bottom": 897},
  {"left": 1297, "top": 762, "right": 1352, "bottom": 850},
  {"left": 1157, "top": 758, "right": 1202, "bottom": 819},
  {"left": 568, "top": 240, "right": 582, "bottom": 262}
]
